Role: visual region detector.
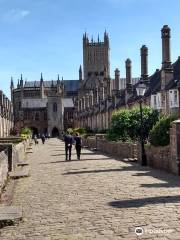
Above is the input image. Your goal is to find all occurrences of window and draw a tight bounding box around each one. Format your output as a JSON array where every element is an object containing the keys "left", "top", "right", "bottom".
[
  {"left": 169, "top": 89, "right": 179, "bottom": 108},
  {"left": 18, "top": 102, "right": 21, "bottom": 110},
  {"left": 53, "top": 102, "right": 57, "bottom": 112},
  {"left": 24, "top": 111, "right": 28, "bottom": 120},
  {"left": 151, "top": 95, "right": 157, "bottom": 109},
  {"left": 151, "top": 93, "right": 163, "bottom": 109},
  {"left": 95, "top": 72, "right": 98, "bottom": 76},
  {"left": 44, "top": 112, "right": 47, "bottom": 120},
  {"left": 35, "top": 113, "right": 39, "bottom": 121}
]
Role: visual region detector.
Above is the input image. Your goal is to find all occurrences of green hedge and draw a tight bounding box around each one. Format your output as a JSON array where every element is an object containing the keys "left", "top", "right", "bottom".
[
  {"left": 107, "top": 107, "right": 159, "bottom": 142},
  {"left": 149, "top": 114, "right": 179, "bottom": 146}
]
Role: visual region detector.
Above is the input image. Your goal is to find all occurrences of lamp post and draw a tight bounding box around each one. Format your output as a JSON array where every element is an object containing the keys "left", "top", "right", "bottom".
[{"left": 136, "top": 82, "right": 147, "bottom": 166}]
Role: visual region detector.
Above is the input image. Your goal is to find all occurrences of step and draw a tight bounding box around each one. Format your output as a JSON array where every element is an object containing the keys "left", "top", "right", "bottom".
[
  {"left": 0, "top": 206, "right": 23, "bottom": 222},
  {"left": 25, "top": 150, "right": 33, "bottom": 154},
  {"left": 17, "top": 162, "right": 29, "bottom": 167},
  {"left": 9, "top": 169, "right": 30, "bottom": 179}
]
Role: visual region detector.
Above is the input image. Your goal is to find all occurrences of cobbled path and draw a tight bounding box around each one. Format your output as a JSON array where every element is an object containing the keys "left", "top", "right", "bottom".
[{"left": 1, "top": 138, "right": 180, "bottom": 240}]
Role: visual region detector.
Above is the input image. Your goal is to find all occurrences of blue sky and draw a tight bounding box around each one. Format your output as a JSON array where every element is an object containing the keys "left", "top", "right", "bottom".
[{"left": 1, "top": 0, "right": 180, "bottom": 97}]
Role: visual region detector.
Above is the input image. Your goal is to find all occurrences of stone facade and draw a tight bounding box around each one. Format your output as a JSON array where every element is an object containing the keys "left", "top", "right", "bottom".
[
  {"left": 11, "top": 75, "right": 79, "bottom": 136},
  {"left": 0, "top": 90, "right": 14, "bottom": 137}
]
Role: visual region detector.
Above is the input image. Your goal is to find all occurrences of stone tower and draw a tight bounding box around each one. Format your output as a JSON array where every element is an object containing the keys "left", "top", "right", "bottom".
[{"left": 83, "top": 31, "right": 110, "bottom": 80}]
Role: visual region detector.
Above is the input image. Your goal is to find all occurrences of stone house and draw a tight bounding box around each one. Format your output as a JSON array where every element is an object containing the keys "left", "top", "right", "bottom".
[{"left": 11, "top": 74, "right": 79, "bottom": 136}]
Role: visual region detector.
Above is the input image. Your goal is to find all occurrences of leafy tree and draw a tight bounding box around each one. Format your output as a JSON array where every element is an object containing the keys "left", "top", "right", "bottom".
[
  {"left": 20, "top": 127, "right": 32, "bottom": 135},
  {"left": 107, "top": 107, "right": 159, "bottom": 142}
]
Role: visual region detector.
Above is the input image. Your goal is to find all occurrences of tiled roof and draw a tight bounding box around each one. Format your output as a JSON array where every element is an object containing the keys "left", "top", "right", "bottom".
[
  {"left": 145, "top": 69, "right": 161, "bottom": 96},
  {"left": 24, "top": 80, "right": 79, "bottom": 92}
]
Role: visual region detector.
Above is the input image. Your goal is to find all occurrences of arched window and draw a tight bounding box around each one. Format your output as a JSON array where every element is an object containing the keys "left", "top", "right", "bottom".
[
  {"left": 53, "top": 102, "right": 57, "bottom": 112},
  {"left": 35, "top": 112, "right": 39, "bottom": 121}
]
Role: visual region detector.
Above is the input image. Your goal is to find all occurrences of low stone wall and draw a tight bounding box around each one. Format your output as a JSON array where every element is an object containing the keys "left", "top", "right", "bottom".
[
  {"left": 0, "top": 139, "right": 30, "bottom": 194},
  {"left": 83, "top": 137, "right": 137, "bottom": 159},
  {"left": 0, "top": 150, "right": 8, "bottom": 191},
  {"left": 145, "top": 145, "right": 171, "bottom": 172}
]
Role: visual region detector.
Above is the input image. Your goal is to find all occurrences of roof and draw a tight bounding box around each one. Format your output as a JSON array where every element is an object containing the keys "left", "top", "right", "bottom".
[
  {"left": 165, "top": 57, "right": 180, "bottom": 90},
  {"left": 24, "top": 80, "right": 79, "bottom": 92},
  {"left": 145, "top": 69, "right": 161, "bottom": 96}
]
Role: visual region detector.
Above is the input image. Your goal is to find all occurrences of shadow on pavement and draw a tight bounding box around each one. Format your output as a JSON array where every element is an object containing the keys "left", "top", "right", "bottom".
[
  {"left": 40, "top": 158, "right": 111, "bottom": 165},
  {"left": 63, "top": 168, "right": 123, "bottom": 175},
  {"left": 108, "top": 195, "right": 180, "bottom": 208}
]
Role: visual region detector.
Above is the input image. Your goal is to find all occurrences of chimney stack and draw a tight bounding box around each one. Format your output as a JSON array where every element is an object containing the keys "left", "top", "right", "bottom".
[
  {"left": 141, "top": 45, "right": 149, "bottom": 83},
  {"left": 114, "top": 68, "right": 120, "bottom": 90},
  {"left": 126, "top": 58, "right": 132, "bottom": 91},
  {"left": 161, "top": 25, "right": 172, "bottom": 69}
]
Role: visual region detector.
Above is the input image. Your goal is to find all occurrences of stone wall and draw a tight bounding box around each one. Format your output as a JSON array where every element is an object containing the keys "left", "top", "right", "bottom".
[
  {"left": 83, "top": 136, "right": 137, "bottom": 159},
  {"left": 170, "top": 120, "right": 180, "bottom": 174},
  {"left": 145, "top": 145, "right": 171, "bottom": 171},
  {"left": 83, "top": 119, "right": 180, "bottom": 175},
  {"left": 0, "top": 140, "right": 30, "bottom": 193},
  {"left": 0, "top": 149, "right": 8, "bottom": 191}
]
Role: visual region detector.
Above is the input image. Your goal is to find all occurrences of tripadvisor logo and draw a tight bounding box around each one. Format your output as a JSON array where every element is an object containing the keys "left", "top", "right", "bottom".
[{"left": 135, "top": 227, "right": 144, "bottom": 236}]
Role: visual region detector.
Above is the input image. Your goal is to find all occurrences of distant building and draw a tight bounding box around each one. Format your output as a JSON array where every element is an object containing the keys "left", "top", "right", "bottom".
[
  {"left": 11, "top": 74, "right": 79, "bottom": 136},
  {"left": 0, "top": 90, "right": 13, "bottom": 137}
]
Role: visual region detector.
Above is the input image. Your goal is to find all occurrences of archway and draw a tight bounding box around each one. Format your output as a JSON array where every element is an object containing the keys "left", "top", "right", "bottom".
[
  {"left": 52, "top": 127, "right": 59, "bottom": 138},
  {"left": 30, "top": 127, "right": 38, "bottom": 138}
]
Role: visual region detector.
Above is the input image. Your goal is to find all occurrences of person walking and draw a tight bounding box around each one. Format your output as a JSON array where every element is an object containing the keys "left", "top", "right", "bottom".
[
  {"left": 64, "top": 131, "right": 73, "bottom": 161},
  {"left": 34, "top": 135, "right": 38, "bottom": 145},
  {"left": 74, "top": 132, "right": 82, "bottom": 160},
  {"left": 41, "top": 134, "right": 46, "bottom": 144}
]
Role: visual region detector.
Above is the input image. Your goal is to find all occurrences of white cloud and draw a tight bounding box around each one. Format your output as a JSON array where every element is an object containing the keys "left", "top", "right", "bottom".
[
  {"left": 2, "top": 9, "right": 30, "bottom": 23},
  {"left": 104, "top": 0, "right": 159, "bottom": 6}
]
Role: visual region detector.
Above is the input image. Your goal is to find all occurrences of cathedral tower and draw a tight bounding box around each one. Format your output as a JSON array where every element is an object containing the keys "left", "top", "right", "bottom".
[{"left": 83, "top": 31, "right": 110, "bottom": 80}]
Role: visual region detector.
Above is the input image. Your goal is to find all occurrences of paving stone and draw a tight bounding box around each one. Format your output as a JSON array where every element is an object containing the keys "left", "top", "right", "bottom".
[
  {"left": 1, "top": 138, "right": 180, "bottom": 239},
  {"left": 0, "top": 206, "right": 22, "bottom": 221},
  {"left": 8, "top": 169, "right": 30, "bottom": 179}
]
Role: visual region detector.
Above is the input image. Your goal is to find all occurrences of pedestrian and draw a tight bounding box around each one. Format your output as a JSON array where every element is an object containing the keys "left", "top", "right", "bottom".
[
  {"left": 64, "top": 131, "right": 73, "bottom": 161},
  {"left": 34, "top": 134, "right": 38, "bottom": 145},
  {"left": 74, "top": 132, "right": 82, "bottom": 160},
  {"left": 41, "top": 134, "right": 45, "bottom": 144}
]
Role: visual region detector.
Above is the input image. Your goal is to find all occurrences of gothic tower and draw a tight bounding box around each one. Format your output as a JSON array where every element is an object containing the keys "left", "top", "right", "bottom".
[{"left": 83, "top": 31, "right": 110, "bottom": 81}]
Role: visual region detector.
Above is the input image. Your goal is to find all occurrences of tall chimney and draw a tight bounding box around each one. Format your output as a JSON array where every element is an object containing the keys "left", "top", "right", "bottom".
[
  {"left": 141, "top": 45, "right": 149, "bottom": 83},
  {"left": 161, "top": 25, "right": 171, "bottom": 69},
  {"left": 114, "top": 68, "right": 120, "bottom": 90},
  {"left": 126, "top": 58, "right": 132, "bottom": 89}
]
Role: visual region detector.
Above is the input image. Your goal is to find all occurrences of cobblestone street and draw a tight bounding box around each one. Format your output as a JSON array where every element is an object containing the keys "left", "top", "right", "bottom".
[{"left": 1, "top": 138, "right": 180, "bottom": 239}]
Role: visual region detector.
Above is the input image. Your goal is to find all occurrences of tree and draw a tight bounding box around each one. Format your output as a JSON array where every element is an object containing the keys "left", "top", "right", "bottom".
[{"left": 107, "top": 107, "right": 159, "bottom": 142}]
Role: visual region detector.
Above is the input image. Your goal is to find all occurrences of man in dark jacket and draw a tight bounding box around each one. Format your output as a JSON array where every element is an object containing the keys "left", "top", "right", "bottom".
[
  {"left": 74, "top": 132, "right": 82, "bottom": 160},
  {"left": 64, "top": 131, "right": 73, "bottom": 161}
]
